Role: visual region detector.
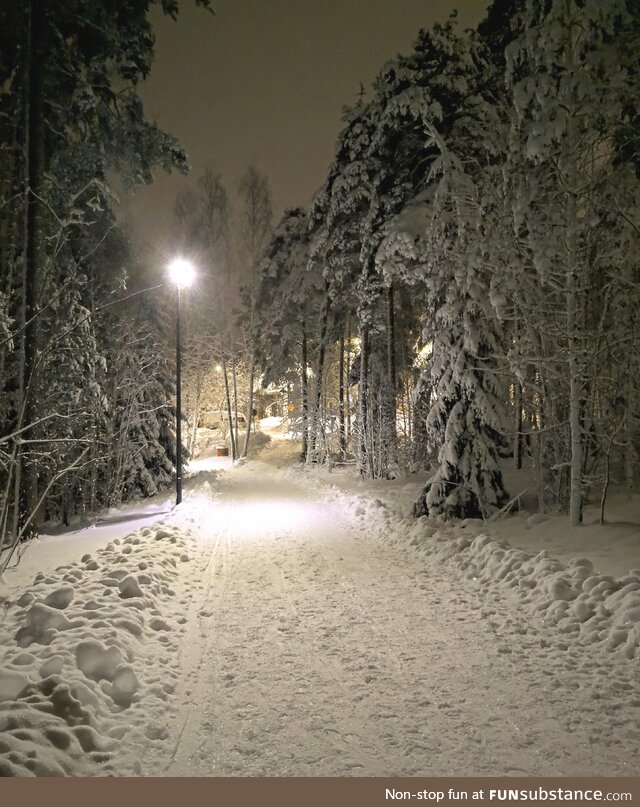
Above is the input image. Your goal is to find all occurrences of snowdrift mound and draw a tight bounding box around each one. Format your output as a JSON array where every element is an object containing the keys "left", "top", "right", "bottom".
[
  {"left": 330, "top": 490, "right": 640, "bottom": 660},
  {"left": 443, "top": 526, "right": 640, "bottom": 660},
  {"left": 0, "top": 521, "right": 195, "bottom": 776},
  {"left": 410, "top": 519, "right": 640, "bottom": 660}
]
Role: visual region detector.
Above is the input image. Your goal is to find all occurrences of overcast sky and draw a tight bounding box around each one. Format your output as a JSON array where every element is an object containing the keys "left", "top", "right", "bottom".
[{"left": 121, "top": 0, "right": 490, "bottom": 254}]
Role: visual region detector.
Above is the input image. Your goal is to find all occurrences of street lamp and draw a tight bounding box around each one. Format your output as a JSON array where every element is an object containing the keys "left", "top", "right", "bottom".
[{"left": 168, "top": 258, "right": 195, "bottom": 505}]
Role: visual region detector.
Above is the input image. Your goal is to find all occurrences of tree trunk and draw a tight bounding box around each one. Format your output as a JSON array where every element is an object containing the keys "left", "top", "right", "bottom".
[
  {"left": 567, "top": 280, "right": 584, "bottom": 526},
  {"left": 565, "top": 135, "right": 583, "bottom": 525},
  {"left": 385, "top": 283, "right": 397, "bottom": 470},
  {"left": 301, "top": 324, "right": 308, "bottom": 461},
  {"left": 338, "top": 335, "right": 346, "bottom": 457},
  {"left": 232, "top": 356, "right": 239, "bottom": 454},
  {"left": 358, "top": 325, "right": 370, "bottom": 477},
  {"left": 624, "top": 376, "right": 635, "bottom": 488},
  {"left": 307, "top": 295, "right": 329, "bottom": 464},
  {"left": 189, "top": 374, "right": 202, "bottom": 456},
  {"left": 514, "top": 379, "right": 523, "bottom": 470},
  {"left": 564, "top": 0, "right": 584, "bottom": 528},
  {"left": 387, "top": 285, "right": 397, "bottom": 391},
  {"left": 17, "top": 0, "right": 47, "bottom": 539},
  {"left": 222, "top": 355, "right": 236, "bottom": 460},
  {"left": 0, "top": 92, "right": 25, "bottom": 394},
  {"left": 346, "top": 319, "right": 352, "bottom": 448},
  {"left": 242, "top": 351, "right": 255, "bottom": 458}
]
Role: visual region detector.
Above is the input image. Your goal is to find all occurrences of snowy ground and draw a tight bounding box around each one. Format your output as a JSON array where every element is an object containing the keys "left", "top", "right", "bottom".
[{"left": 1, "top": 431, "right": 639, "bottom": 776}]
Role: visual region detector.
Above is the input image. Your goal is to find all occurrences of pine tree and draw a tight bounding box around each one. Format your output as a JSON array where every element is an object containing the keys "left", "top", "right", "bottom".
[{"left": 376, "top": 19, "right": 512, "bottom": 518}]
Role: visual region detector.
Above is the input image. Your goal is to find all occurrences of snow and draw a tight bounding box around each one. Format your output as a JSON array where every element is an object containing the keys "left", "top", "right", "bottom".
[
  {"left": 0, "top": 433, "right": 638, "bottom": 776},
  {"left": 0, "top": 512, "right": 198, "bottom": 775},
  {"left": 6, "top": 496, "right": 176, "bottom": 586}
]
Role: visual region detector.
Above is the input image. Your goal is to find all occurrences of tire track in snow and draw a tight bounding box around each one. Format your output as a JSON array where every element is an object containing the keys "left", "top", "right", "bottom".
[{"left": 150, "top": 500, "right": 234, "bottom": 776}]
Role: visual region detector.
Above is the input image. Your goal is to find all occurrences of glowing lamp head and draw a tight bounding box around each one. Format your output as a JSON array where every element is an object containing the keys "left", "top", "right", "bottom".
[{"left": 168, "top": 258, "right": 196, "bottom": 289}]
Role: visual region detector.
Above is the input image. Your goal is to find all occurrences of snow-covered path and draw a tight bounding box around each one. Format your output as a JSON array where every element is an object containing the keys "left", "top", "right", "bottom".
[
  {"left": 1, "top": 449, "right": 638, "bottom": 777},
  {"left": 134, "top": 461, "right": 638, "bottom": 777}
]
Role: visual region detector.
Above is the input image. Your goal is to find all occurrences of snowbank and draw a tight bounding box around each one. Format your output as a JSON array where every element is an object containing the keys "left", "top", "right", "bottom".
[
  {"left": 0, "top": 521, "right": 195, "bottom": 776},
  {"left": 286, "top": 449, "right": 640, "bottom": 663},
  {"left": 327, "top": 488, "right": 640, "bottom": 661},
  {"left": 427, "top": 522, "right": 640, "bottom": 660}
]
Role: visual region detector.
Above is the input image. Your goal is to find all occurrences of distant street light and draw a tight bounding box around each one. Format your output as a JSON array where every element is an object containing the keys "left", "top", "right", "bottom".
[{"left": 168, "top": 258, "right": 196, "bottom": 505}]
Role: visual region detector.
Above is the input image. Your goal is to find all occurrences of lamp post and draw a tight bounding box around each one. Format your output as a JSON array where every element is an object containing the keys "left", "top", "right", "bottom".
[{"left": 168, "top": 258, "right": 195, "bottom": 505}]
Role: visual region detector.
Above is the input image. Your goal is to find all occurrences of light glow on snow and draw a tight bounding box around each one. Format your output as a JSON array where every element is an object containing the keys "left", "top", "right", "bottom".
[
  {"left": 186, "top": 454, "right": 232, "bottom": 474},
  {"left": 224, "top": 499, "right": 315, "bottom": 540},
  {"left": 184, "top": 487, "right": 319, "bottom": 545}
]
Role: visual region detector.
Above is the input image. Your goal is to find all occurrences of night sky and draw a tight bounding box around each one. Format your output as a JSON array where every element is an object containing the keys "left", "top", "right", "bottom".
[{"left": 121, "top": 0, "right": 489, "bottom": 253}]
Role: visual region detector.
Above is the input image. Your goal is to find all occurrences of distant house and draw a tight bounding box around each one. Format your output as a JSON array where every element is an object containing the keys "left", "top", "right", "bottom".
[{"left": 198, "top": 410, "right": 247, "bottom": 430}]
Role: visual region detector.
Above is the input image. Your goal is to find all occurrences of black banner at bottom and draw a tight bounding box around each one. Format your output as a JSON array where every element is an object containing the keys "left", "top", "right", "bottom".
[{"left": 1, "top": 777, "right": 638, "bottom": 807}]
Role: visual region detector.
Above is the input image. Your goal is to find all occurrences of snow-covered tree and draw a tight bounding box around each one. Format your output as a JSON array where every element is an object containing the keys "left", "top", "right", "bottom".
[
  {"left": 372, "top": 14, "right": 516, "bottom": 518},
  {"left": 0, "top": 0, "right": 211, "bottom": 558},
  {"left": 504, "top": 0, "right": 640, "bottom": 524}
]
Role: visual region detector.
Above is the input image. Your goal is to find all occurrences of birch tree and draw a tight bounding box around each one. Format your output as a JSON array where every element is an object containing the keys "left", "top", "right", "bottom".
[{"left": 236, "top": 165, "right": 273, "bottom": 457}]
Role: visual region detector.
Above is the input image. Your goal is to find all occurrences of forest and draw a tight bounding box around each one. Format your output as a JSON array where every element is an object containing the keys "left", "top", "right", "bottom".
[{"left": 1, "top": 0, "right": 639, "bottom": 575}]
